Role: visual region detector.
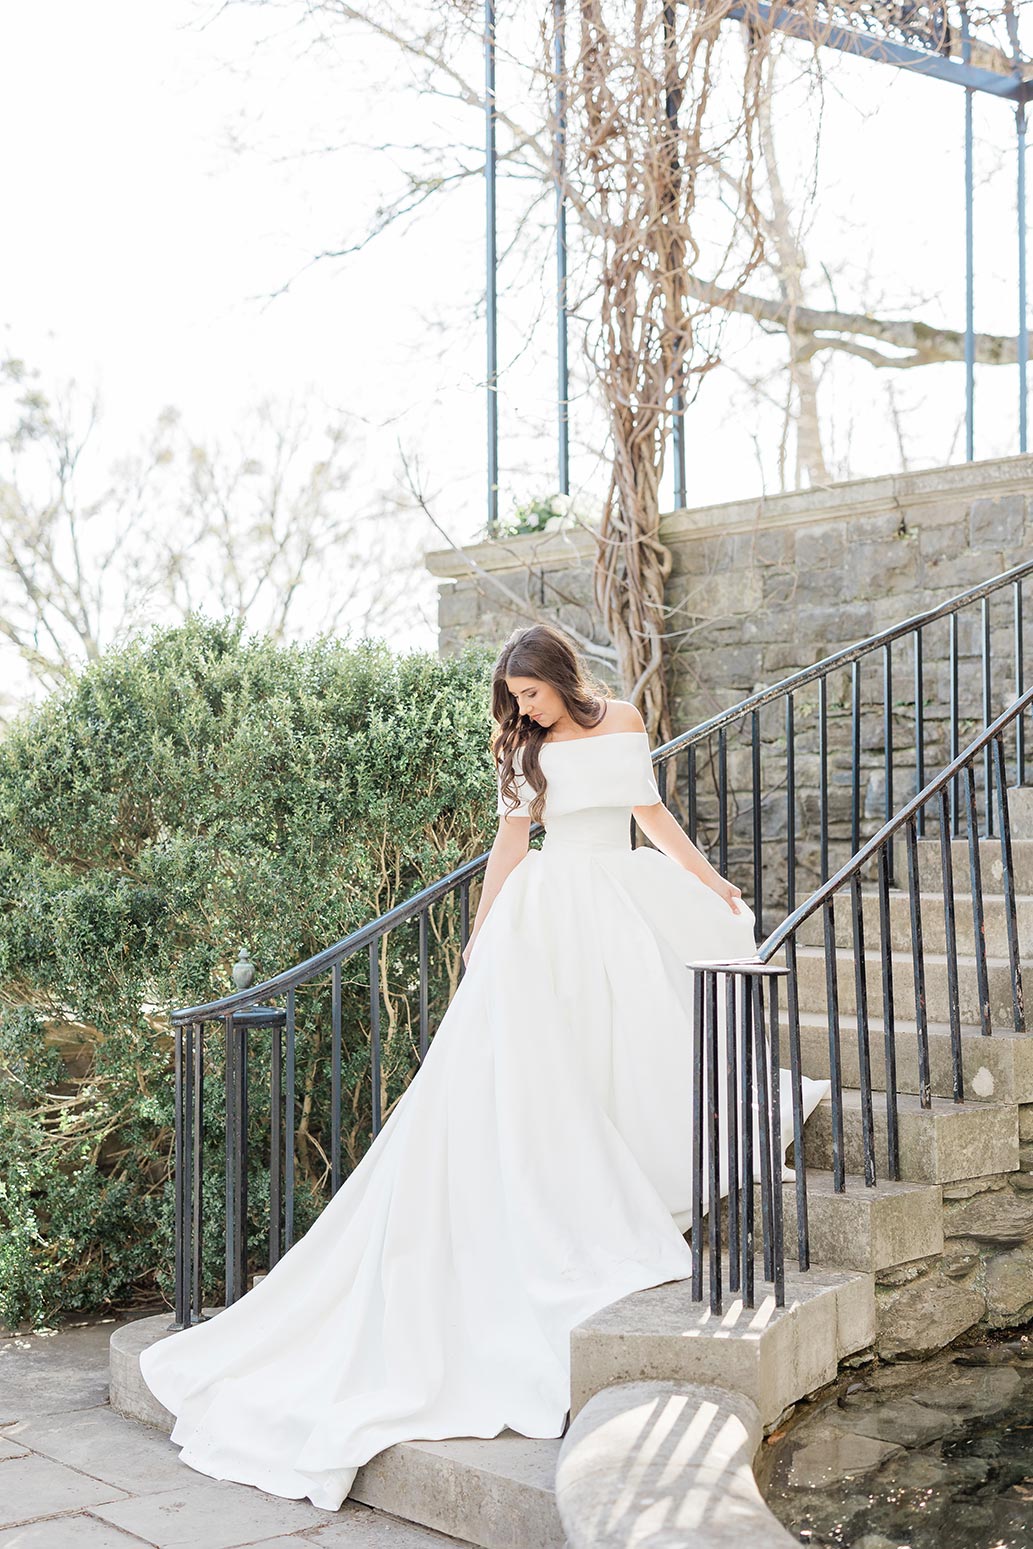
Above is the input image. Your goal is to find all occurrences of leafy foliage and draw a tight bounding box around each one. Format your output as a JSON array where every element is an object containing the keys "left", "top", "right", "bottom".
[{"left": 0, "top": 617, "right": 497, "bottom": 1328}]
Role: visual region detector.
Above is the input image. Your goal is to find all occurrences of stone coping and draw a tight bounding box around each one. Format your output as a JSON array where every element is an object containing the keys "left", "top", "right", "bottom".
[
  {"left": 424, "top": 453, "right": 1033, "bottom": 579},
  {"left": 556, "top": 1378, "right": 798, "bottom": 1549}
]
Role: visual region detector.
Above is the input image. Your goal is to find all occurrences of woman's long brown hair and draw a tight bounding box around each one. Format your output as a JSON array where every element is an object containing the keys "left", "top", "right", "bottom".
[{"left": 492, "top": 623, "right": 610, "bottom": 825}]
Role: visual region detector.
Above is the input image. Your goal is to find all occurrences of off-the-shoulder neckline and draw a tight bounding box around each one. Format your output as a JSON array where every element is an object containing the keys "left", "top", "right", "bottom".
[{"left": 540, "top": 730, "right": 648, "bottom": 748}]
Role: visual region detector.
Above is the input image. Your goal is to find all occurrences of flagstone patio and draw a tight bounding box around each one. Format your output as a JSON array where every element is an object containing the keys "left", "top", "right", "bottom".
[{"left": 0, "top": 1317, "right": 471, "bottom": 1549}]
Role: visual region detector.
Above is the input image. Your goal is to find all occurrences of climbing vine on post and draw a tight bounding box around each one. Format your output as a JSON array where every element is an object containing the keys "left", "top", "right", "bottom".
[{"left": 552, "top": 0, "right": 768, "bottom": 741}]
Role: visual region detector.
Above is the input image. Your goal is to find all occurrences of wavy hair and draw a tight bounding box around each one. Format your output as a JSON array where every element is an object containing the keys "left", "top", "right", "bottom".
[{"left": 492, "top": 623, "right": 610, "bottom": 825}]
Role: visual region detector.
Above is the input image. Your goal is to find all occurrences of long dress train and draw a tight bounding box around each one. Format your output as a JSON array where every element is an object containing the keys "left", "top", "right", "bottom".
[{"left": 140, "top": 729, "right": 829, "bottom": 1510}]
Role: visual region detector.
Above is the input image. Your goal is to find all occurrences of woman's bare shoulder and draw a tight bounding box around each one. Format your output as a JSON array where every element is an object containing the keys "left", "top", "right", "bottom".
[{"left": 603, "top": 699, "right": 647, "bottom": 733}]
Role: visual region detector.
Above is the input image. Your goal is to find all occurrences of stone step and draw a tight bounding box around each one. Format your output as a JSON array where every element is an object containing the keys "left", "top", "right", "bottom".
[
  {"left": 789, "top": 1011, "right": 1033, "bottom": 1104},
  {"left": 351, "top": 1433, "right": 565, "bottom": 1549},
  {"left": 797, "top": 889, "right": 1033, "bottom": 961},
  {"left": 569, "top": 1259, "right": 874, "bottom": 1430},
  {"left": 110, "top": 1314, "right": 563, "bottom": 1549},
  {"left": 717, "top": 1173, "right": 943, "bottom": 1275},
  {"left": 793, "top": 944, "right": 1026, "bottom": 1032},
  {"left": 778, "top": 1170, "right": 944, "bottom": 1275},
  {"left": 801, "top": 1087, "right": 1019, "bottom": 1185},
  {"left": 903, "top": 834, "right": 1033, "bottom": 895},
  {"left": 1005, "top": 785, "right": 1033, "bottom": 840}
]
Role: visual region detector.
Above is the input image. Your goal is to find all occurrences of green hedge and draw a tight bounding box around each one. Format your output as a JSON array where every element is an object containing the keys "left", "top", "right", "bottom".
[{"left": 0, "top": 617, "right": 497, "bottom": 1328}]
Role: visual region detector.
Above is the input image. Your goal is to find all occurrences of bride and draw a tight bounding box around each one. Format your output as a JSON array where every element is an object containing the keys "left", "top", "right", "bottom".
[{"left": 140, "top": 622, "right": 826, "bottom": 1511}]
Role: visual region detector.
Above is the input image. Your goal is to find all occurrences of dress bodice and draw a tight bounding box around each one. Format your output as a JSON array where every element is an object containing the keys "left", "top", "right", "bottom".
[{"left": 495, "top": 730, "right": 661, "bottom": 824}]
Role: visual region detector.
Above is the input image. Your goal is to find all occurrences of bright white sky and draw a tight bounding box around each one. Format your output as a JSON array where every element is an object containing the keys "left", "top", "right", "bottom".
[{"left": 0, "top": 1, "right": 1026, "bottom": 664}]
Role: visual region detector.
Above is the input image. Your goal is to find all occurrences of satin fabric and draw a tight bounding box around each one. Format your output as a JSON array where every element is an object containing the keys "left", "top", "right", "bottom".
[{"left": 140, "top": 730, "right": 827, "bottom": 1509}]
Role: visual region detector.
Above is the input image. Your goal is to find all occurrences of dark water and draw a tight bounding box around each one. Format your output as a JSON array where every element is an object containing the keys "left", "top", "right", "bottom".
[{"left": 760, "top": 1336, "right": 1033, "bottom": 1549}]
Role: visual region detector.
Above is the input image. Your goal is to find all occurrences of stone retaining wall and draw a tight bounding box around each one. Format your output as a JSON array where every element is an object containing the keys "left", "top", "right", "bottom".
[
  {"left": 875, "top": 1106, "right": 1033, "bottom": 1361},
  {"left": 428, "top": 456, "right": 1033, "bottom": 914}
]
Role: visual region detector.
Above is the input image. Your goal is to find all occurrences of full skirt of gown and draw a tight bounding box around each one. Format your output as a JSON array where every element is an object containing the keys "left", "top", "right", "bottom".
[{"left": 140, "top": 799, "right": 828, "bottom": 1510}]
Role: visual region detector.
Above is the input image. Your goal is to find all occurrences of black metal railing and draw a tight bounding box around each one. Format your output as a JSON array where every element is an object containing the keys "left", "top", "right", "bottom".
[
  {"left": 167, "top": 559, "right": 1033, "bottom": 1328},
  {"left": 650, "top": 558, "right": 1033, "bottom": 936},
  {"left": 690, "top": 684, "right": 1033, "bottom": 1317}
]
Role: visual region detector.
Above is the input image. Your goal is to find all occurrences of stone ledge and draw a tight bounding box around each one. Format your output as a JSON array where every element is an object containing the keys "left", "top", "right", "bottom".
[
  {"left": 424, "top": 454, "right": 1033, "bottom": 579},
  {"left": 569, "top": 1260, "right": 875, "bottom": 1429},
  {"left": 556, "top": 1379, "right": 798, "bottom": 1549},
  {"left": 108, "top": 1309, "right": 180, "bottom": 1431}
]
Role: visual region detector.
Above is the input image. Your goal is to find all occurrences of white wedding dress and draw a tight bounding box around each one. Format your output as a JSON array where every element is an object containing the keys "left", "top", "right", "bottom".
[{"left": 140, "top": 730, "right": 828, "bottom": 1510}]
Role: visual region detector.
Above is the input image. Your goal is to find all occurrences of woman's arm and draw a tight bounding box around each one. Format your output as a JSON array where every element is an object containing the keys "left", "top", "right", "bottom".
[
  {"left": 462, "top": 814, "right": 531, "bottom": 965},
  {"left": 632, "top": 799, "right": 746, "bottom": 915}
]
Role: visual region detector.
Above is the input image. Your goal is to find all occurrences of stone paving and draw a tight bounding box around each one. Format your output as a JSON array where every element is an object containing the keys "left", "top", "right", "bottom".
[{"left": 0, "top": 1317, "right": 471, "bottom": 1548}]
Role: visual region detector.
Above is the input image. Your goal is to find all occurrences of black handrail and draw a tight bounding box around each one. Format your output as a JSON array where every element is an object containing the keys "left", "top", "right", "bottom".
[
  {"left": 684, "top": 686, "right": 1032, "bottom": 1316},
  {"left": 172, "top": 556, "right": 1033, "bottom": 1026},
  {"left": 167, "top": 558, "right": 1033, "bottom": 1329},
  {"left": 761, "top": 684, "right": 1033, "bottom": 960},
  {"left": 651, "top": 556, "right": 1033, "bottom": 761}
]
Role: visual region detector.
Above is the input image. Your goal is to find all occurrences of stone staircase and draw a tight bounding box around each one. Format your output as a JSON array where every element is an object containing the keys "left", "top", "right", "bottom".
[{"left": 111, "top": 794, "right": 1033, "bottom": 1549}]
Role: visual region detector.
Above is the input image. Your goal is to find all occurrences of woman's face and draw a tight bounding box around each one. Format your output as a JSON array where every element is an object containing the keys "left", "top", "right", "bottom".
[{"left": 505, "top": 675, "right": 566, "bottom": 730}]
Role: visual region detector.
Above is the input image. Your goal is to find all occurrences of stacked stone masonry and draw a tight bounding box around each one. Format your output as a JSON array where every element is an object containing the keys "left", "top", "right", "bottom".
[{"left": 429, "top": 456, "right": 1033, "bottom": 914}]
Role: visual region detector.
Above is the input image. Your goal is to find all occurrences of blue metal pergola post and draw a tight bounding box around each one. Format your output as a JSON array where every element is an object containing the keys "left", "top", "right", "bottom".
[
  {"left": 485, "top": 0, "right": 499, "bottom": 535},
  {"left": 1006, "top": 3, "right": 1028, "bottom": 453},
  {"left": 962, "top": 5, "right": 976, "bottom": 462},
  {"left": 554, "top": 0, "right": 570, "bottom": 495},
  {"left": 1020, "top": 96, "right": 1029, "bottom": 452}
]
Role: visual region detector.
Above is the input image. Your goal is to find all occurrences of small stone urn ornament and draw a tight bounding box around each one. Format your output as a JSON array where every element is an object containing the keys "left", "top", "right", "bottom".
[{"left": 232, "top": 947, "right": 256, "bottom": 991}]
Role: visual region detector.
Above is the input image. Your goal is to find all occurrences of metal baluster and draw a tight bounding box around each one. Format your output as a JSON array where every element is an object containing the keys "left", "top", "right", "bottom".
[
  {"left": 687, "top": 744, "right": 697, "bottom": 843},
  {"left": 173, "top": 1022, "right": 186, "bottom": 1328},
  {"left": 884, "top": 642, "right": 895, "bottom": 884},
  {"left": 850, "top": 874, "right": 876, "bottom": 1186},
  {"left": 785, "top": 936, "right": 809, "bottom": 1270},
  {"left": 877, "top": 848, "right": 901, "bottom": 1180},
  {"left": 460, "top": 880, "right": 471, "bottom": 952},
  {"left": 705, "top": 971, "right": 722, "bottom": 1314},
  {"left": 725, "top": 972, "right": 740, "bottom": 1294},
  {"left": 786, "top": 694, "right": 796, "bottom": 914},
  {"left": 657, "top": 756, "right": 668, "bottom": 806},
  {"left": 823, "top": 899, "right": 845, "bottom": 1192},
  {"left": 691, "top": 970, "right": 704, "bottom": 1302},
  {"left": 752, "top": 977, "right": 775, "bottom": 1285},
  {"left": 938, "top": 787, "right": 965, "bottom": 1103},
  {"left": 983, "top": 594, "right": 993, "bottom": 837},
  {"left": 191, "top": 1022, "right": 205, "bottom": 1324},
  {"left": 906, "top": 817, "right": 931, "bottom": 1109},
  {"left": 965, "top": 763, "right": 993, "bottom": 1037},
  {"left": 419, "top": 909, "right": 430, "bottom": 1061},
  {"left": 331, "top": 962, "right": 342, "bottom": 1195},
  {"left": 819, "top": 675, "right": 829, "bottom": 884},
  {"left": 370, "top": 939, "right": 383, "bottom": 1137},
  {"left": 915, "top": 628, "right": 925, "bottom": 838},
  {"left": 768, "top": 974, "right": 785, "bottom": 1308},
  {"left": 751, "top": 710, "right": 763, "bottom": 936},
  {"left": 270, "top": 1009, "right": 282, "bottom": 1269},
  {"left": 851, "top": 659, "right": 861, "bottom": 855},
  {"left": 285, "top": 989, "right": 296, "bottom": 1251},
  {"left": 182, "top": 1020, "right": 194, "bottom": 1318},
  {"left": 1016, "top": 580, "right": 1026, "bottom": 787},
  {"left": 739, "top": 974, "right": 755, "bottom": 1307},
  {"left": 994, "top": 735, "right": 1025, "bottom": 1034},
  {"left": 237, "top": 1018, "right": 248, "bottom": 1298},
  {"left": 718, "top": 727, "right": 729, "bottom": 879},
  {"left": 950, "top": 610, "right": 960, "bottom": 836},
  {"left": 224, "top": 1013, "right": 236, "bottom": 1306}
]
